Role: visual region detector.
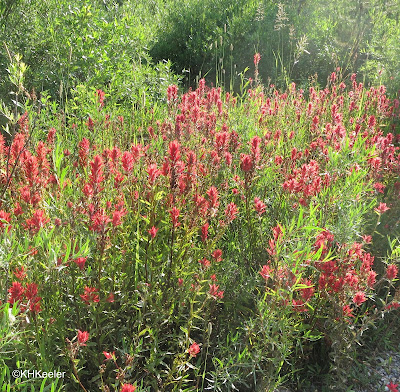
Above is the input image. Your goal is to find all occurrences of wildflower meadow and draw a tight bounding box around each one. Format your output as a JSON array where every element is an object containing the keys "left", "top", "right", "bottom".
[{"left": 1, "top": 1, "right": 400, "bottom": 391}]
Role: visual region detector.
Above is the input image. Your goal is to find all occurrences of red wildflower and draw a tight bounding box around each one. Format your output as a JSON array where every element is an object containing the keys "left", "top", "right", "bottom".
[
  {"left": 211, "top": 249, "right": 223, "bottom": 262},
  {"left": 342, "top": 305, "right": 354, "bottom": 318},
  {"left": 23, "top": 154, "right": 38, "bottom": 187},
  {"left": 368, "top": 115, "right": 376, "bottom": 128},
  {"left": 89, "top": 155, "right": 104, "bottom": 188},
  {"left": 86, "top": 116, "right": 94, "bottom": 131},
  {"left": 106, "top": 292, "right": 115, "bottom": 303},
  {"left": 386, "top": 302, "right": 400, "bottom": 310},
  {"left": 240, "top": 154, "right": 253, "bottom": 172},
  {"left": 225, "top": 202, "right": 238, "bottom": 222},
  {"left": 353, "top": 291, "right": 367, "bottom": 306},
  {"left": 169, "top": 207, "right": 180, "bottom": 228},
  {"left": 80, "top": 287, "right": 100, "bottom": 305},
  {"left": 168, "top": 140, "right": 181, "bottom": 164},
  {"left": 147, "top": 163, "right": 161, "bottom": 184},
  {"left": 89, "top": 209, "right": 111, "bottom": 233},
  {"left": 14, "top": 266, "right": 26, "bottom": 280},
  {"left": 362, "top": 235, "right": 372, "bottom": 244},
  {"left": 8, "top": 282, "right": 24, "bottom": 304},
  {"left": 112, "top": 210, "right": 125, "bottom": 227},
  {"left": 148, "top": 226, "right": 159, "bottom": 239},
  {"left": 386, "top": 264, "right": 398, "bottom": 280},
  {"left": 387, "top": 382, "right": 399, "bottom": 392},
  {"left": 13, "top": 202, "right": 23, "bottom": 216},
  {"left": 188, "top": 342, "right": 200, "bottom": 357},
  {"left": 77, "top": 330, "right": 89, "bottom": 346},
  {"left": 121, "top": 384, "right": 136, "bottom": 392},
  {"left": 178, "top": 278, "right": 184, "bottom": 287},
  {"left": 254, "top": 197, "right": 266, "bottom": 215},
  {"left": 299, "top": 279, "right": 314, "bottom": 301},
  {"left": 121, "top": 151, "right": 134, "bottom": 173},
  {"left": 167, "top": 84, "right": 178, "bottom": 103},
  {"left": 74, "top": 257, "right": 87, "bottom": 271},
  {"left": 18, "top": 112, "right": 29, "bottom": 133},
  {"left": 24, "top": 210, "right": 50, "bottom": 234},
  {"left": 253, "top": 53, "right": 261, "bottom": 66},
  {"left": 375, "top": 202, "right": 389, "bottom": 214},
  {"left": 199, "top": 258, "right": 211, "bottom": 269},
  {"left": 250, "top": 136, "right": 261, "bottom": 163},
  {"left": 78, "top": 138, "right": 90, "bottom": 167},
  {"left": 367, "top": 270, "right": 377, "bottom": 287},
  {"left": 209, "top": 284, "right": 224, "bottom": 299},
  {"left": 373, "top": 182, "right": 385, "bottom": 193},
  {"left": 103, "top": 351, "right": 116, "bottom": 361},
  {"left": 201, "top": 223, "right": 209, "bottom": 242},
  {"left": 47, "top": 127, "right": 56, "bottom": 144},
  {"left": 259, "top": 264, "right": 271, "bottom": 280},
  {"left": 96, "top": 89, "right": 105, "bottom": 108},
  {"left": 207, "top": 186, "right": 219, "bottom": 209},
  {"left": 24, "top": 283, "right": 38, "bottom": 300},
  {"left": 28, "top": 295, "right": 41, "bottom": 313},
  {"left": 0, "top": 210, "right": 11, "bottom": 230}
]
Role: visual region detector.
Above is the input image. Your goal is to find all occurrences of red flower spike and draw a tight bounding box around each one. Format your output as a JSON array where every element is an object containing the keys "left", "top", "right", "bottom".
[
  {"left": 23, "top": 210, "right": 50, "bottom": 234},
  {"left": 24, "top": 283, "right": 38, "bottom": 300},
  {"left": 47, "top": 127, "right": 56, "bottom": 144},
  {"left": 207, "top": 186, "right": 219, "bottom": 209},
  {"left": 386, "top": 264, "right": 398, "bottom": 280},
  {"left": 121, "top": 151, "right": 134, "bottom": 173},
  {"left": 188, "top": 342, "right": 200, "bottom": 357},
  {"left": 387, "top": 382, "right": 399, "bottom": 392},
  {"left": 121, "top": 384, "right": 136, "bottom": 392},
  {"left": 211, "top": 249, "right": 223, "bottom": 263},
  {"left": 80, "top": 287, "right": 100, "bottom": 305},
  {"left": 169, "top": 207, "right": 180, "bottom": 228},
  {"left": 148, "top": 226, "right": 159, "bottom": 239},
  {"left": 199, "top": 258, "right": 211, "bottom": 269},
  {"left": 375, "top": 202, "right": 389, "bottom": 214},
  {"left": 167, "top": 84, "right": 178, "bottom": 103},
  {"left": 0, "top": 210, "right": 11, "bottom": 230},
  {"left": 106, "top": 292, "right": 115, "bottom": 303},
  {"left": 240, "top": 154, "right": 253, "bottom": 172},
  {"left": 168, "top": 140, "right": 181, "bottom": 164},
  {"left": 353, "top": 291, "right": 367, "bottom": 306},
  {"left": 254, "top": 197, "right": 266, "bottom": 215},
  {"left": 201, "top": 223, "right": 209, "bottom": 243},
  {"left": 8, "top": 282, "right": 24, "bottom": 304},
  {"left": 209, "top": 284, "right": 224, "bottom": 299},
  {"left": 147, "top": 163, "right": 161, "bottom": 184},
  {"left": 342, "top": 305, "right": 354, "bottom": 318},
  {"left": 259, "top": 265, "right": 271, "bottom": 280},
  {"left": 14, "top": 266, "right": 26, "bottom": 281},
  {"left": 103, "top": 351, "right": 116, "bottom": 361},
  {"left": 96, "top": 89, "right": 105, "bottom": 107},
  {"left": 77, "top": 330, "right": 89, "bottom": 346},
  {"left": 78, "top": 138, "right": 90, "bottom": 167},
  {"left": 225, "top": 203, "right": 238, "bottom": 222},
  {"left": 74, "top": 257, "right": 87, "bottom": 271}
]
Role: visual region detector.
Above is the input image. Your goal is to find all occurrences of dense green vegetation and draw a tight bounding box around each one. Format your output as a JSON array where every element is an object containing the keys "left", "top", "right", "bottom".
[
  {"left": 0, "top": 1, "right": 399, "bottom": 391},
  {"left": 1, "top": 0, "right": 400, "bottom": 101}
]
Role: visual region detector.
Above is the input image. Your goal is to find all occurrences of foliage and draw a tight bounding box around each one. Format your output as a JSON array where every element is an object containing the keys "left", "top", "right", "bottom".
[
  {"left": 0, "top": 67, "right": 399, "bottom": 390},
  {"left": 0, "top": 0, "right": 177, "bottom": 109}
]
